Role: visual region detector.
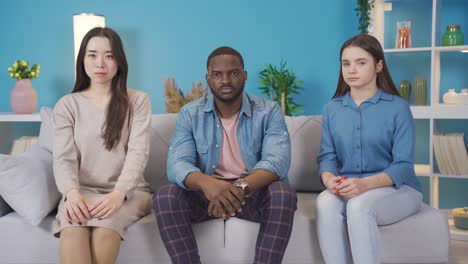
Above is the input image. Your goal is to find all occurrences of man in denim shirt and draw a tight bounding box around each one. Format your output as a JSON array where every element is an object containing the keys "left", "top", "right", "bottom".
[{"left": 153, "top": 46, "right": 297, "bottom": 264}]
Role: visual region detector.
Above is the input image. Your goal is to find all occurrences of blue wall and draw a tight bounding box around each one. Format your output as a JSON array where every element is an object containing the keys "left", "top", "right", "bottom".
[{"left": 0, "top": 0, "right": 358, "bottom": 114}]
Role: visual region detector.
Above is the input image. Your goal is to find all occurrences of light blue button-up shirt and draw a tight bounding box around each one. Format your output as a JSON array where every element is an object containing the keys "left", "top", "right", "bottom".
[
  {"left": 167, "top": 92, "right": 291, "bottom": 189},
  {"left": 318, "top": 89, "right": 421, "bottom": 192}
]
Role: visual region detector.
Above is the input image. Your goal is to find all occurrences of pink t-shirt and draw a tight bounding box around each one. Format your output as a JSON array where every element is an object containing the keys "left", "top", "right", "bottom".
[{"left": 213, "top": 113, "right": 249, "bottom": 179}]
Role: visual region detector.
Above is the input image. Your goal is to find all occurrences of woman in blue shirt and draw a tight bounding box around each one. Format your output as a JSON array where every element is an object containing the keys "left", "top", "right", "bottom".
[{"left": 316, "top": 34, "right": 422, "bottom": 264}]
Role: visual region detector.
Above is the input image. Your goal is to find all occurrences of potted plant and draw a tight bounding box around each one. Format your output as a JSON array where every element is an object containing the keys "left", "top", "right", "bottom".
[
  {"left": 258, "top": 61, "right": 303, "bottom": 116},
  {"left": 8, "top": 60, "right": 41, "bottom": 114},
  {"left": 356, "top": 0, "right": 375, "bottom": 34}
]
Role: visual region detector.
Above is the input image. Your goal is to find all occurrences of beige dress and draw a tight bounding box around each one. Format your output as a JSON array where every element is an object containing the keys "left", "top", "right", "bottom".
[{"left": 52, "top": 89, "right": 152, "bottom": 239}]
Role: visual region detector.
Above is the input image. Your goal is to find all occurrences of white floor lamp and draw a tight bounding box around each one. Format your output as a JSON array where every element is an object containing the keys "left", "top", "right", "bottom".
[{"left": 73, "top": 13, "right": 105, "bottom": 67}]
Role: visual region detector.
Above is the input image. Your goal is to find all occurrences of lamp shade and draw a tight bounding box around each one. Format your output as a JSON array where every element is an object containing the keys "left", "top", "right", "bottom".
[{"left": 73, "top": 13, "right": 105, "bottom": 66}]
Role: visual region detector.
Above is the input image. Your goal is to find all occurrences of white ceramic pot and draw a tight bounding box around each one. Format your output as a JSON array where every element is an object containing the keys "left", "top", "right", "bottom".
[
  {"left": 456, "top": 88, "right": 468, "bottom": 105},
  {"left": 442, "top": 89, "right": 458, "bottom": 105}
]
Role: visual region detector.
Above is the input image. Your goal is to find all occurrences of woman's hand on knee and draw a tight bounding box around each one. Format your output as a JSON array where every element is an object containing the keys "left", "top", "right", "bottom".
[
  {"left": 88, "top": 191, "right": 126, "bottom": 219},
  {"left": 64, "top": 189, "right": 92, "bottom": 225},
  {"left": 336, "top": 178, "right": 369, "bottom": 199},
  {"left": 324, "top": 175, "right": 344, "bottom": 195}
]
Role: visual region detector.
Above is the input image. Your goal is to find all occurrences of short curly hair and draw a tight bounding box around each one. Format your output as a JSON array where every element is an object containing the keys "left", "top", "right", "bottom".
[{"left": 206, "top": 46, "right": 244, "bottom": 70}]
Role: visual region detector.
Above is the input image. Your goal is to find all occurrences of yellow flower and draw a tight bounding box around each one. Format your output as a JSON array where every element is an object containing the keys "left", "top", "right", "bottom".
[
  {"left": 8, "top": 60, "right": 40, "bottom": 80},
  {"left": 37, "top": 65, "right": 41, "bottom": 70}
]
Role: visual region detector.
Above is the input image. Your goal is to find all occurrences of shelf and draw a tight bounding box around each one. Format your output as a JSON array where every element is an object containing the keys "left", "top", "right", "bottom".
[
  {"left": 0, "top": 113, "right": 40, "bottom": 122},
  {"left": 410, "top": 105, "right": 468, "bottom": 119},
  {"left": 384, "top": 47, "right": 432, "bottom": 53},
  {"left": 435, "top": 45, "right": 468, "bottom": 53},
  {"left": 415, "top": 164, "right": 431, "bottom": 176},
  {"left": 410, "top": 106, "right": 432, "bottom": 119},
  {"left": 432, "top": 174, "right": 468, "bottom": 179}
]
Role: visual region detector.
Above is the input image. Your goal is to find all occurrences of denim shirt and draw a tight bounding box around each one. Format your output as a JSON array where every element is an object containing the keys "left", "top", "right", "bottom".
[
  {"left": 318, "top": 89, "right": 422, "bottom": 192},
  {"left": 167, "top": 92, "right": 291, "bottom": 189}
]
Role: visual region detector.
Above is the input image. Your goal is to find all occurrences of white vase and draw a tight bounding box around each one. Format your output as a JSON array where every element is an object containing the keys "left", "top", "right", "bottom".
[
  {"left": 456, "top": 88, "right": 468, "bottom": 105},
  {"left": 442, "top": 89, "right": 458, "bottom": 105}
]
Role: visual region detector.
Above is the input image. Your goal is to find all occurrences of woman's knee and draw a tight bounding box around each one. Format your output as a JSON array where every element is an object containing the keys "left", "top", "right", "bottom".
[
  {"left": 346, "top": 194, "right": 375, "bottom": 218},
  {"left": 316, "top": 190, "right": 346, "bottom": 216},
  {"left": 317, "top": 190, "right": 342, "bottom": 208},
  {"left": 60, "top": 226, "right": 91, "bottom": 239},
  {"left": 91, "top": 227, "right": 121, "bottom": 242}
]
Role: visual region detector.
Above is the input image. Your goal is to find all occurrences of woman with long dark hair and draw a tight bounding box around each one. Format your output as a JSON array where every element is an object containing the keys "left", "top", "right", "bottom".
[
  {"left": 316, "top": 34, "right": 422, "bottom": 264},
  {"left": 53, "top": 27, "right": 152, "bottom": 264}
]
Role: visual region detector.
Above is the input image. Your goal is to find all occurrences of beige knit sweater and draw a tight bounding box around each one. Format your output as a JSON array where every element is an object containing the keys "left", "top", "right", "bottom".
[{"left": 53, "top": 89, "right": 151, "bottom": 197}]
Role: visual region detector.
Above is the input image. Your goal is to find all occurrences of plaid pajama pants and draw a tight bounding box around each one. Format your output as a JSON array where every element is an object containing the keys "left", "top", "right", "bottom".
[{"left": 153, "top": 181, "right": 297, "bottom": 264}]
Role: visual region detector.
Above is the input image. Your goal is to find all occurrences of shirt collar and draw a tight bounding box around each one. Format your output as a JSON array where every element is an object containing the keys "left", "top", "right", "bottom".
[
  {"left": 203, "top": 92, "right": 215, "bottom": 112},
  {"left": 333, "top": 88, "right": 394, "bottom": 106},
  {"left": 369, "top": 89, "right": 394, "bottom": 104}
]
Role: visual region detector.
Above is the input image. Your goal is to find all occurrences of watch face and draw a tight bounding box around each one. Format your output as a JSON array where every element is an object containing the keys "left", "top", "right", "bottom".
[{"left": 235, "top": 178, "right": 250, "bottom": 196}]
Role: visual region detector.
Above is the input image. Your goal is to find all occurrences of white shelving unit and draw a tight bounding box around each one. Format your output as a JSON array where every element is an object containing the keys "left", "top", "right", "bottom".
[
  {"left": 0, "top": 113, "right": 41, "bottom": 155},
  {"left": 374, "top": 0, "right": 468, "bottom": 241},
  {"left": 0, "top": 113, "right": 40, "bottom": 122}
]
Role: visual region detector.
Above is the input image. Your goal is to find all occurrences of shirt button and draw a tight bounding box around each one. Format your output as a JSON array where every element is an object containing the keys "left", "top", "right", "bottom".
[
  {"left": 169, "top": 147, "right": 172, "bottom": 150},
  {"left": 217, "top": 124, "right": 220, "bottom": 128},
  {"left": 212, "top": 165, "right": 216, "bottom": 168},
  {"left": 215, "top": 144, "right": 219, "bottom": 148}
]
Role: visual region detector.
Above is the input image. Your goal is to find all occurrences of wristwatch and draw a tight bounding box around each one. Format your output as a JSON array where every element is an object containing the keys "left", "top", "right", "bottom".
[{"left": 234, "top": 178, "right": 251, "bottom": 197}]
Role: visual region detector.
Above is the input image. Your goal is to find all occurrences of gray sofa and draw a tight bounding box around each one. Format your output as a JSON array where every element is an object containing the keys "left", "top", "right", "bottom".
[{"left": 0, "top": 114, "right": 450, "bottom": 264}]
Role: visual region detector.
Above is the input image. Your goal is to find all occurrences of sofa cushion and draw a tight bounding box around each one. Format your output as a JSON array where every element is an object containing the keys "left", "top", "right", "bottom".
[
  {"left": 144, "top": 114, "right": 178, "bottom": 192},
  {"left": 0, "top": 144, "right": 61, "bottom": 225},
  {"left": 285, "top": 115, "right": 325, "bottom": 192},
  {"left": 0, "top": 196, "right": 12, "bottom": 217},
  {"left": 0, "top": 213, "right": 59, "bottom": 263},
  {"left": 38, "top": 106, "right": 53, "bottom": 153},
  {"left": 380, "top": 204, "right": 449, "bottom": 263}
]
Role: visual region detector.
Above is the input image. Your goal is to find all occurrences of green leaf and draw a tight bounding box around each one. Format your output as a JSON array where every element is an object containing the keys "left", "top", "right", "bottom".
[{"left": 257, "top": 60, "right": 303, "bottom": 115}]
